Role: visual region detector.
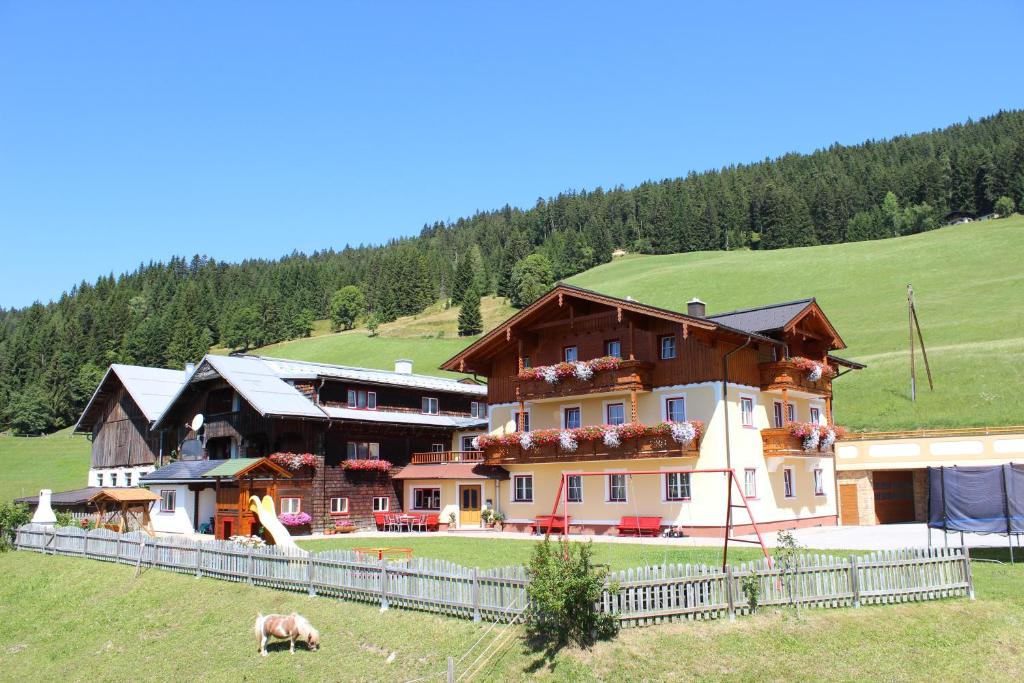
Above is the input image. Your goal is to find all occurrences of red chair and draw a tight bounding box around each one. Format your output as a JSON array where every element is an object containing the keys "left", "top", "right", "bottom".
[
  {"left": 372, "top": 512, "right": 388, "bottom": 531},
  {"left": 424, "top": 514, "right": 440, "bottom": 531}
]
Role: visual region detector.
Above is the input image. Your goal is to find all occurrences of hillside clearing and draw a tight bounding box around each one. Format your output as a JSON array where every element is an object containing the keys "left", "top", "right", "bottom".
[{"left": 0, "top": 428, "right": 90, "bottom": 503}]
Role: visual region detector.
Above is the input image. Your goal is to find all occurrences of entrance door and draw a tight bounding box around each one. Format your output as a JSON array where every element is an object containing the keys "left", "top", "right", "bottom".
[
  {"left": 872, "top": 471, "right": 915, "bottom": 524},
  {"left": 459, "top": 485, "right": 482, "bottom": 528},
  {"left": 839, "top": 484, "right": 860, "bottom": 525}
]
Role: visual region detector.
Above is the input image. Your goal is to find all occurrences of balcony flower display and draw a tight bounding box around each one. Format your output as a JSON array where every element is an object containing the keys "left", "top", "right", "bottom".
[
  {"left": 789, "top": 357, "right": 837, "bottom": 382},
  {"left": 474, "top": 420, "right": 704, "bottom": 451},
  {"left": 558, "top": 430, "right": 578, "bottom": 452},
  {"left": 519, "top": 431, "right": 534, "bottom": 450},
  {"left": 668, "top": 421, "right": 697, "bottom": 445},
  {"left": 269, "top": 452, "right": 318, "bottom": 471},
  {"left": 279, "top": 512, "right": 312, "bottom": 527},
  {"left": 341, "top": 459, "right": 393, "bottom": 473},
  {"left": 603, "top": 427, "right": 622, "bottom": 448},
  {"left": 789, "top": 422, "right": 820, "bottom": 451},
  {"left": 518, "top": 356, "right": 622, "bottom": 384}
]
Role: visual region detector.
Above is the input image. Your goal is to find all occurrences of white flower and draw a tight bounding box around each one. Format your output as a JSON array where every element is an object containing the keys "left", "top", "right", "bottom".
[
  {"left": 802, "top": 429, "right": 820, "bottom": 452},
  {"left": 603, "top": 427, "right": 622, "bottom": 449},
  {"left": 558, "top": 430, "right": 578, "bottom": 452},
  {"left": 519, "top": 431, "right": 534, "bottom": 450},
  {"left": 572, "top": 361, "right": 593, "bottom": 381},
  {"left": 820, "top": 429, "right": 836, "bottom": 451},
  {"left": 669, "top": 421, "right": 697, "bottom": 445},
  {"left": 471, "top": 436, "right": 481, "bottom": 450},
  {"left": 541, "top": 366, "right": 560, "bottom": 384},
  {"left": 807, "top": 363, "right": 823, "bottom": 382}
]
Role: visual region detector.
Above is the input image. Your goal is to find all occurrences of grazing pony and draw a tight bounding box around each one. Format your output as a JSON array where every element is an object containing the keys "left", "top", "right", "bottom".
[{"left": 254, "top": 612, "right": 321, "bottom": 656}]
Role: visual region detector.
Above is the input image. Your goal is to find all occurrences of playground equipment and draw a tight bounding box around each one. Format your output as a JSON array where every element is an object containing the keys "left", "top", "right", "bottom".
[{"left": 248, "top": 495, "right": 305, "bottom": 553}]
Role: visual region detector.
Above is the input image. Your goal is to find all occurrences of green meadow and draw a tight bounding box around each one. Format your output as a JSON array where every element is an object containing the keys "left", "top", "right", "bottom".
[{"left": 0, "top": 428, "right": 91, "bottom": 503}]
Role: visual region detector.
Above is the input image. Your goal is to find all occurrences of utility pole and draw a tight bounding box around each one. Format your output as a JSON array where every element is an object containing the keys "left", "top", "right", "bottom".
[{"left": 907, "top": 284, "right": 934, "bottom": 402}]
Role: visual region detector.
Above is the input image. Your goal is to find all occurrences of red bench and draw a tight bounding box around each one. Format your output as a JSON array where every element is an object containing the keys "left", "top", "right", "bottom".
[
  {"left": 617, "top": 516, "right": 662, "bottom": 536},
  {"left": 532, "top": 515, "right": 571, "bottom": 535}
]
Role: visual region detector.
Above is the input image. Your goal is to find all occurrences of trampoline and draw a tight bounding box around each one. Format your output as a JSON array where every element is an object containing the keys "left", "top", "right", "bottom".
[{"left": 928, "top": 464, "right": 1024, "bottom": 562}]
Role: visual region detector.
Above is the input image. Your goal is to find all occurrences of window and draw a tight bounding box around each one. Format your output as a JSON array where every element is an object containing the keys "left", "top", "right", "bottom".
[
  {"left": 347, "top": 388, "right": 377, "bottom": 410},
  {"left": 413, "top": 488, "right": 441, "bottom": 510},
  {"left": 346, "top": 442, "right": 380, "bottom": 460},
  {"left": 814, "top": 468, "right": 825, "bottom": 496},
  {"left": 124, "top": 472, "right": 132, "bottom": 487},
  {"left": 665, "top": 397, "right": 686, "bottom": 422},
  {"left": 280, "top": 497, "right": 301, "bottom": 514},
  {"left": 462, "top": 435, "right": 479, "bottom": 451},
  {"left": 513, "top": 475, "right": 533, "bottom": 502},
  {"left": 470, "top": 401, "right": 487, "bottom": 419},
  {"left": 514, "top": 411, "right": 531, "bottom": 432},
  {"left": 605, "top": 339, "right": 621, "bottom": 358},
  {"left": 522, "top": 356, "right": 531, "bottom": 369},
  {"left": 606, "top": 403, "right": 625, "bottom": 425},
  {"left": 773, "top": 402, "right": 784, "bottom": 428},
  {"left": 330, "top": 497, "right": 349, "bottom": 514},
  {"left": 744, "top": 468, "right": 757, "bottom": 498},
  {"left": 563, "top": 346, "right": 578, "bottom": 363},
  {"left": 659, "top": 335, "right": 677, "bottom": 360},
  {"left": 607, "top": 474, "right": 628, "bottom": 502},
  {"left": 422, "top": 397, "right": 439, "bottom": 415},
  {"left": 787, "top": 403, "right": 796, "bottom": 423},
  {"left": 665, "top": 472, "right": 691, "bottom": 501},
  {"left": 431, "top": 443, "right": 445, "bottom": 453},
  {"left": 563, "top": 406, "right": 581, "bottom": 430},
  {"left": 740, "top": 397, "right": 755, "bottom": 427},
  {"left": 783, "top": 468, "right": 795, "bottom": 498},
  {"left": 566, "top": 475, "right": 583, "bottom": 503},
  {"left": 810, "top": 407, "right": 821, "bottom": 425},
  {"left": 159, "top": 489, "right": 176, "bottom": 513},
  {"left": 373, "top": 497, "right": 390, "bottom": 512},
  {"left": 111, "top": 473, "right": 118, "bottom": 487}
]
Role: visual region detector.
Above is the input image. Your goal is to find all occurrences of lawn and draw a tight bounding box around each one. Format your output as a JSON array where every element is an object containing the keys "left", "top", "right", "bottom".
[
  {"left": 0, "top": 428, "right": 91, "bottom": 504},
  {"left": 569, "top": 218, "right": 1024, "bottom": 431},
  {"left": 0, "top": 544, "right": 1021, "bottom": 681}
]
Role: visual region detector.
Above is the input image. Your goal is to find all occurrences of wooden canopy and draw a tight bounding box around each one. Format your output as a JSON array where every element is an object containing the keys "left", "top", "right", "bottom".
[{"left": 89, "top": 488, "right": 160, "bottom": 536}]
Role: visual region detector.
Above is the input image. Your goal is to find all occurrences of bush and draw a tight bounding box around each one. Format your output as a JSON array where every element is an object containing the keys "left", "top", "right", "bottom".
[
  {"left": 0, "top": 502, "right": 31, "bottom": 552},
  {"left": 995, "top": 195, "right": 1016, "bottom": 218},
  {"left": 55, "top": 510, "right": 76, "bottom": 527},
  {"left": 525, "top": 537, "right": 617, "bottom": 653}
]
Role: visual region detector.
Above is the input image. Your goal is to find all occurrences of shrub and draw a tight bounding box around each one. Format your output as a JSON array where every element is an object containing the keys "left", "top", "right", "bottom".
[
  {"left": 995, "top": 195, "right": 1016, "bottom": 218},
  {"left": 55, "top": 510, "right": 76, "bottom": 527},
  {"left": 774, "top": 529, "right": 806, "bottom": 609},
  {"left": 525, "top": 537, "right": 617, "bottom": 653},
  {"left": 740, "top": 574, "right": 761, "bottom": 613},
  {"left": 0, "top": 502, "right": 31, "bottom": 552}
]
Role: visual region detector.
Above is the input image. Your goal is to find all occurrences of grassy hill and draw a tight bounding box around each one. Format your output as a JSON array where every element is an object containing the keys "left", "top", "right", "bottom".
[
  {"left": 0, "top": 428, "right": 91, "bottom": 503},
  {"left": 569, "top": 217, "right": 1024, "bottom": 431}
]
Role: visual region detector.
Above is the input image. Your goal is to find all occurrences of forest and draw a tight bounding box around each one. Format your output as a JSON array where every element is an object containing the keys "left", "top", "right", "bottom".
[{"left": 2, "top": 110, "right": 1023, "bottom": 434}]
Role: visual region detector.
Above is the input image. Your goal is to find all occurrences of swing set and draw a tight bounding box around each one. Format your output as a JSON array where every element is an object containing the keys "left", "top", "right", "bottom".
[{"left": 545, "top": 467, "right": 772, "bottom": 569}]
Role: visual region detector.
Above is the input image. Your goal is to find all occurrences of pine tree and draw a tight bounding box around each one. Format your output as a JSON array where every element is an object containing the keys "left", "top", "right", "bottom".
[
  {"left": 450, "top": 253, "right": 475, "bottom": 304},
  {"left": 457, "top": 287, "right": 483, "bottom": 336},
  {"left": 510, "top": 254, "right": 554, "bottom": 308},
  {"left": 497, "top": 230, "right": 532, "bottom": 297}
]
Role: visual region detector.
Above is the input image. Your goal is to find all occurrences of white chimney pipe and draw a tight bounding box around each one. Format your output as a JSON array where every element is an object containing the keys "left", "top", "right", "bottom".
[
  {"left": 394, "top": 359, "right": 413, "bottom": 374},
  {"left": 31, "top": 489, "right": 57, "bottom": 526}
]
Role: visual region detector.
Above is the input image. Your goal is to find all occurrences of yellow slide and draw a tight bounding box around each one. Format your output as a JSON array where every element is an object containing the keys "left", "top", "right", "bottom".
[{"left": 248, "top": 495, "right": 306, "bottom": 553}]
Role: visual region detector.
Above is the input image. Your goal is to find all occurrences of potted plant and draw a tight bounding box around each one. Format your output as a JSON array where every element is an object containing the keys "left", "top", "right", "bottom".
[
  {"left": 444, "top": 511, "right": 456, "bottom": 532},
  {"left": 491, "top": 511, "right": 505, "bottom": 532},
  {"left": 322, "top": 514, "right": 336, "bottom": 535},
  {"left": 334, "top": 516, "right": 357, "bottom": 534},
  {"left": 481, "top": 509, "right": 494, "bottom": 528}
]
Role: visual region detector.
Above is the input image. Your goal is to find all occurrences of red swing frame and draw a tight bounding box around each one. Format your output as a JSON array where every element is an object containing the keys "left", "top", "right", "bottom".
[{"left": 546, "top": 467, "right": 772, "bottom": 569}]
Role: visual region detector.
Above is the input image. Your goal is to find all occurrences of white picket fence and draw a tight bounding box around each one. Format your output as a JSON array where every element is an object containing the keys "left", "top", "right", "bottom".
[{"left": 13, "top": 524, "right": 972, "bottom": 626}]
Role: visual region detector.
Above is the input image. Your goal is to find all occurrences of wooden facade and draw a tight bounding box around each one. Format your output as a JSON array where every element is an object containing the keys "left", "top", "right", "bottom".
[{"left": 89, "top": 384, "right": 163, "bottom": 469}]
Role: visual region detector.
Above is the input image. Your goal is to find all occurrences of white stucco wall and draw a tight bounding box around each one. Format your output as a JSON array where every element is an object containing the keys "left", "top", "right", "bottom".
[
  {"left": 147, "top": 485, "right": 216, "bottom": 535},
  {"left": 88, "top": 466, "right": 156, "bottom": 489}
]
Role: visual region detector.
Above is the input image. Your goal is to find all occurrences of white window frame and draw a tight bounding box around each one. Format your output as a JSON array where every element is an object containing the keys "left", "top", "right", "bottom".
[
  {"left": 511, "top": 474, "right": 534, "bottom": 503},
  {"left": 372, "top": 497, "right": 390, "bottom": 512},
  {"left": 563, "top": 346, "right": 578, "bottom": 363},
  {"left": 566, "top": 474, "right": 583, "bottom": 503},
  {"left": 346, "top": 441, "right": 381, "bottom": 460},
  {"left": 605, "top": 472, "right": 629, "bottom": 504},
  {"left": 773, "top": 401, "right": 784, "bottom": 428},
  {"left": 659, "top": 334, "right": 677, "bottom": 360},
  {"left": 470, "top": 401, "right": 487, "bottom": 419},
  {"left": 663, "top": 395, "right": 687, "bottom": 422},
  {"left": 422, "top": 396, "right": 439, "bottom": 415},
  {"left": 431, "top": 443, "right": 446, "bottom": 453},
  {"left": 110, "top": 473, "right": 118, "bottom": 488},
  {"left": 813, "top": 468, "right": 825, "bottom": 496},
  {"left": 412, "top": 487, "right": 441, "bottom": 510},
  {"left": 124, "top": 471, "right": 132, "bottom": 487},
  {"left": 809, "top": 405, "right": 822, "bottom": 425},
  {"left": 461, "top": 433, "right": 483, "bottom": 451},
  {"left": 280, "top": 497, "right": 301, "bottom": 514},
  {"left": 347, "top": 388, "right": 377, "bottom": 410},
  {"left": 787, "top": 403, "right": 796, "bottom": 423},
  {"left": 783, "top": 467, "right": 796, "bottom": 498},
  {"left": 605, "top": 339, "right": 622, "bottom": 358},
  {"left": 664, "top": 471, "right": 691, "bottom": 502},
  {"left": 330, "top": 497, "right": 349, "bottom": 514},
  {"left": 604, "top": 401, "right": 626, "bottom": 426},
  {"left": 739, "top": 394, "right": 756, "bottom": 428},
  {"left": 512, "top": 408, "right": 531, "bottom": 433},
  {"left": 744, "top": 468, "right": 757, "bottom": 499},
  {"left": 562, "top": 405, "right": 582, "bottom": 430},
  {"left": 159, "top": 489, "right": 176, "bottom": 513}
]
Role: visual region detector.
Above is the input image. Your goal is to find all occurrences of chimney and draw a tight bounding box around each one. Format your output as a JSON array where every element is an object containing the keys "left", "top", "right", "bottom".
[
  {"left": 687, "top": 297, "right": 706, "bottom": 318},
  {"left": 185, "top": 362, "right": 196, "bottom": 374},
  {"left": 394, "top": 359, "right": 413, "bottom": 374}
]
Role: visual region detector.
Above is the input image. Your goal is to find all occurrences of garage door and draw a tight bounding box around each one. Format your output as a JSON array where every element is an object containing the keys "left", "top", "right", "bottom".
[{"left": 872, "top": 471, "right": 915, "bottom": 524}]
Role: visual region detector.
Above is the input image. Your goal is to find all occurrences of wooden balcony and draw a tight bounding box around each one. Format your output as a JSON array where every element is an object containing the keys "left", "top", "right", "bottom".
[
  {"left": 410, "top": 450, "right": 484, "bottom": 465},
  {"left": 483, "top": 433, "right": 699, "bottom": 466},
  {"left": 759, "top": 360, "right": 831, "bottom": 396},
  {"left": 761, "top": 428, "right": 835, "bottom": 458},
  {"left": 514, "top": 360, "right": 654, "bottom": 401}
]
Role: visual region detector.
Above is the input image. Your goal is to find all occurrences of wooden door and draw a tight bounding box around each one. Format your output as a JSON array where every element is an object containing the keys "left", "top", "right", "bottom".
[
  {"left": 872, "top": 471, "right": 915, "bottom": 524},
  {"left": 839, "top": 484, "right": 860, "bottom": 526},
  {"left": 459, "top": 485, "right": 482, "bottom": 527}
]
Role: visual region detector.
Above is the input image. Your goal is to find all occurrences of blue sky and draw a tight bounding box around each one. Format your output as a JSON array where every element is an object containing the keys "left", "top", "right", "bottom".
[{"left": 2, "top": 1, "right": 1022, "bottom": 307}]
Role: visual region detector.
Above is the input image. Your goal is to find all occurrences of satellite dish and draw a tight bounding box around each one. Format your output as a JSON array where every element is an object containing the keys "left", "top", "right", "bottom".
[{"left": 191, "top": 413, "right": 205, "bottom": 432}]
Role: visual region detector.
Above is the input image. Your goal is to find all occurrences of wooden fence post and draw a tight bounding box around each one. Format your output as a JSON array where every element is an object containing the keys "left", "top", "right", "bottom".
[
  {"left": 380, "top": 558, "right": 389, "bottom": 611},
  {"left": 115, "top": 535, "right": 121, "bottom": 563},
  {"left": 82, "top": 530, "right": 89, "bottom": 558},
  {"left": 850, "top": 556, "right": 860, "bottom": 608},
  {"left": 247, "top": 547, "right": 255, "bottom": 585},
  {"left": 472, "top": 568, "right": 481, "bottom": 622},
  {"left": 134, "top": 537, "right": 146, "bottom": 578},
  {"left": 725, "top": 566, "right": 736, "bottom": 621},
  {"left": 307, "top": 554, "right": 316, "bottom": 597},
  {"left": 447, "top": 656, "right": 455, "bottom": 683},
  {"left": 962, "top": 545, "right": 975, "bottom": 600},
  {"left": 195, "top": 544, "right": 203, "bottom": 578}
]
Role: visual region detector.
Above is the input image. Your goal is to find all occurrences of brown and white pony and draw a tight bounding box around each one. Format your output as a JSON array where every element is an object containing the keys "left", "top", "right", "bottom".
[{"left": 254, "top": 612, "right": 320, "bottom": 656}]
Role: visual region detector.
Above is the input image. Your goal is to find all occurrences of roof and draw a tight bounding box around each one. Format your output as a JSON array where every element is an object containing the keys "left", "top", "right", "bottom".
[
  {"left": 708, "top": 299, "right": 815, "bottom": 334},
  {"left": 392, "top": 463, "right": 509, "bottom": 480},
  {"left": 89, "top": 488, "right": 161, "bottom": 504},
  {"left": 258, "top": 356, "right": 487, "bottom": 396},
  {"left": 15, "top": 487, "right": 103, "bottom": 506},
  {"left": 140, "top": 460, "right": 222, "bottom": 483},
  {"left": 75, "top": 364, "right": 188, "bottom": 431},
  {"left": 201, "top": 457, "right": 291, "bottom": 479},
  {"left": 321, "top": 406, "right": 487, "bottom": 429}
]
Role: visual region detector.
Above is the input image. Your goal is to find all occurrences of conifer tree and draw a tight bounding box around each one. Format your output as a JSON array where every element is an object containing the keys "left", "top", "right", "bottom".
[
  {"left": 450, "top": 254, "right": 475, "bottom": 304},
  {"left": 457, "top": 287, "right": 483, "bottom": 336}
]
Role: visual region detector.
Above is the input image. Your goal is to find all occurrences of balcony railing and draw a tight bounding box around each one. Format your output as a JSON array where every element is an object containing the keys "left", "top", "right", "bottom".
[
  {"left": 514, "top": 360, "right": 654, "bottom": 401},
  {"left": 761, "top": 427, "right": 835, "bottom": 458},
  {"left": 759, "top": 360, "right": 831, "bottom": 395},
  {"left": 410, "top": 450, "right": 485, "bottom": 464},
  {"left": 482, "top": 433, "right": 699, "bottom": 466}
]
